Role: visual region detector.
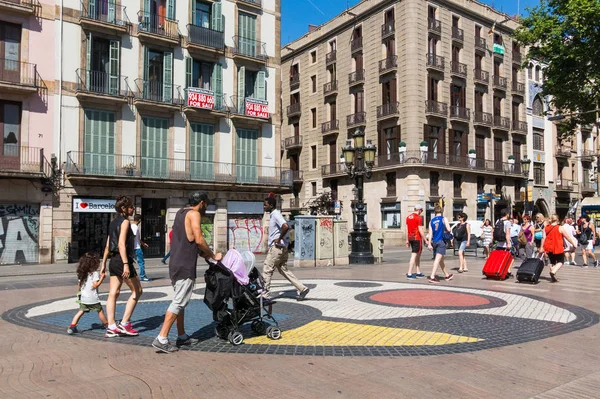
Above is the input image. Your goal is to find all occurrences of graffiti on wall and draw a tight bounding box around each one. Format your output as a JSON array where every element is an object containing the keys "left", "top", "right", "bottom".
[
  {"left": 228, "top": 217, "right": 264, "bottom": 253},
  {"left": 0, "top": 204, "right": 40, "bottom": 265}
]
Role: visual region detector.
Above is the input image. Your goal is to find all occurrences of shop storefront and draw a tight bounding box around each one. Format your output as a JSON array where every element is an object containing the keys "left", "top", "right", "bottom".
[
  {"left": 70, "top": 198, "right": 116, "bottom": 262},
  {"left": 227, "top": 201, "right": 265, "bottom": 253}
]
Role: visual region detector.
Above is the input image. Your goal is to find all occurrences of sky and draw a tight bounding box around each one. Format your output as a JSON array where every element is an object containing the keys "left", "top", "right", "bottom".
[{"left": 281, "top": 0, "right": 540, "bottom": 45}]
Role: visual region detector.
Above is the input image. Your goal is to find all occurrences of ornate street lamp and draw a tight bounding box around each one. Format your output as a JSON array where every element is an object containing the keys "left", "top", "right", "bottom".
[
  {"left": 521, "top": 157, "right": 531, "bottom": 215},
  {"left": 342, "top": 128, "right": 377, "bottom": 264}
]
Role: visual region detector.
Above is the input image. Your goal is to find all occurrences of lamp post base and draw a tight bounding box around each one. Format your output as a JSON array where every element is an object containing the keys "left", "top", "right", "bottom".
[{"left": 349, "top": 230, "right": 375, "bottom": 264}]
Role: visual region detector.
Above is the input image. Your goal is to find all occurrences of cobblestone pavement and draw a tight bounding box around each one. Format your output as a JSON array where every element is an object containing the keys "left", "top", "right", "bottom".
[{"left": 3, "top": 249, "right": 600, "bottom": 397}]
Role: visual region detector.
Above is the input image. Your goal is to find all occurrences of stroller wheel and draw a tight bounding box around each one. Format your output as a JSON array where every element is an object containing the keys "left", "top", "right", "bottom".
[
  {"left": 215, "top": 324, "right": 229, "bottom": 339},
  {"left": 228, "top": 331, "right": 244, "bottom": 346},
  {"left": 251, "top": 320, "right": 267, "bottom": 335},
  {"left": 266, "top": 326, "right": 282, "bottom": 340}
]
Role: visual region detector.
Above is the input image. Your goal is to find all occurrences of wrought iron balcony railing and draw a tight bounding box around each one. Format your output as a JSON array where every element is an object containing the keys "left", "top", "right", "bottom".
[
  {"left": 80, "top": 0, "right": 129, "bottom": 27},
  {"left": 323, "top": 80, "right": 338, "bottom": 96},
  {"left": 232, "top": 35, "right": 267, "bottom": 60},
  {"left": 326, "top": 50, "right": 337, "bottom": 65},
  {"left": 493, "top": 115, "right": 511, "bottom": 130},
  {"left": 282, "top": 135, "right": 302, "bottom": 150},
  {"left": 351, "top": 36, "right": 363, "bottom": 53},
  {"left": 450, "top": 61, "right": 467, "bottom": 77},
  {"left": 137, "top": 11, "right": 179, "bottom": 39},
  {"left": 186, "top": 24, "right": 224, "bottom": 50},
  {"left": 493, "top": 75, "right": 507, "bottom": 89},
  {"left": 0, "top": 145, "right": 49, "bottom": 174},
  {"left": 475, "top": 36, "right": 487, "bottom": 51},
  {"left": 555, "top": 146, "right": 572, "bottom": 158},
  {"left": 75, "top": 68, "right": 131, "bottom": 97},
  {"left": 474, "top": 68, "right": 489, "bottom": 83},
  {"left": 452, "top": 26, "right": 464, "bottom": 42},
  {"left": 555, "top": 179, "right": 573, "bottom": 191},
  {"left": 382, "top": 20, "right": 395, "bottom": 37},
  {"left": 286, "top": 102, "right": 301, "bottom": 117},
  {"left": 379, "top": 55, "right": 398, "bottom": 73},
  {"left": 428, "top": 18, "right": 441, "bottom": 34},
  {"left": 426, "top": 53, "right": 444, "bottom": 70},
  {"left": 377, "top": 102, "right": 400, "bottom": 119},
  {"left": 348, "top": 69, "right": 364, "bottom": 85},
  {"left": 474, "top": 111, "right": 493, "bottom": 126},
  {"left": 0, "top": 58, "right": 38, "bottom": 87},
  {"left": 511, "top": 120, "right": 527, "bottom": 133},
  {"left": 321, "top": 120, "right": 339, "bottom": 134},
  {"left": 290, "top": 73, "right": 300, "bottom": 89},
  {"left": 512, "top": 81, "right": 525, "bottom": 95},
  {"left": 425, "top": 100, "right": 448, "bottom": 116},
  {"left": 347, "top": 112, "right": 366, "bottom": 127},
  {"left": 134, "top": 79, "right": 182, "bottom": 105},
  {"left": 449, "top": 105, "right": 470, "bottom": 121}
]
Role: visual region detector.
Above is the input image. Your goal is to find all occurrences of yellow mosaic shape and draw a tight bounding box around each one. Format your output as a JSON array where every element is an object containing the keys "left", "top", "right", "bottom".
[{"left": 245, "top": 320, "right": 484, "bottom": 346}]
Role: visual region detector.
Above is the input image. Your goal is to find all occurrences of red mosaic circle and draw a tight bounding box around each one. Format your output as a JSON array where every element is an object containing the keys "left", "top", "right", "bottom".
[{"left": 370, "top": 289, "right": 490, "bottom": 308}]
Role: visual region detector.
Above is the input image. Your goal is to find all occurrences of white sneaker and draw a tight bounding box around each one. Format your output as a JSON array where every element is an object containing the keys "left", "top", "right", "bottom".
[{"left": 572, "top": 261, "right": 577, "bottom": 266}]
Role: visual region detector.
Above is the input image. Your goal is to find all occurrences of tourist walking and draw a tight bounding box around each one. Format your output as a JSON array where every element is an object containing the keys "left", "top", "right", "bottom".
[
  {"left": 100, "top": 196, "right": 142, "bottom": 338},
  {"left": 262, "top": 194, "right": 310, "bottom": 301},
  {"left": 578, "top": 216, "right": 598, "bottom": 267},
  {"left": 534, "top": 213, "right": 547, "bottom": 251},
  {"left": 521, "top": 215, "right": 535, "bottom": 258},
  {"left": 510, "top": 218, "right": 522, "bottom": 257},
  {"left": 153, "top": 191, "right": 222, "bottom": 354},
  {"left": 540, "top": 214, "right": 577, "bottom": 282},
  {"left": 455, "top": 212, "right": 471, "bottom": 273},
  {"left": 481, "top": 219, "right": 493, "bottom": 258},
  {"left": 68, "top": 253, "right": 108, "bottom": 334},
  {"left": 426, "top": 205, "right": 454, "bottom": 283},
  {"left": 406, "top": 204, "right": 426, "bottom": 279},
  {"left": 131, "top": 215, "right": 150, "bottom": 282},
  {"left": 494, "top": 209, "right": 512, "bottom": 251},
  {"left": 161, "top": 229, "right": 173, "bottom": 264},
  {"left": 562, "top": 217, "right": 577, "bottom": 265}
]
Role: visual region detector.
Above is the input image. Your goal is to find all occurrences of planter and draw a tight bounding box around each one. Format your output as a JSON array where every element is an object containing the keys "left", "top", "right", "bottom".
[
  {"left": 420, "top": 146, "right": 429, "bottom": 152},
  {"left": 507, "top": 158, "right": 515, "bottom": 164},
  {"left": 399, "top": 146, "right": 407, "bottom": 153},
  {"left": 125, "top": 169, "right": 134, "bottom": 176},
  {"left": 468, "top": 153, "right": 476, "bottom": 159}
]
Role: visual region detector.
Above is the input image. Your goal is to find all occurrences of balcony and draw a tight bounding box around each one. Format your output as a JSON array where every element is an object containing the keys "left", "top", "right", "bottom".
[
  {"left": 282, "top": 136, "right": 302, "bottom": 151},
  {"left": 321, "top": 120, "right": 339, "bottom": 136},
  {"left": 473, "top": 111, "right": 493, "bottom": 127},
  {"left": 237, "top": 0, "right": 261, "bottom": 10},
  {"left": 0, "top": 146, "right": 51, "bottom": 178},
  {"left": 351, "top": 37, "right": 363, "bottom": 53},
  {"left": 229, "top": 96, "right": 270, "bottom": 120},
  {"left": 137, "top": 11, "right": 180, "bottom": 46},
  {"left": 382, "top": 20, "right": 395, "bottom": 38},
  {"left": 493, "top": 115, "right": 511, "bottom": 130},
  {"left": 75, "top": 69, "right": 132, "bottom": 104},
  {"left": 66, "top": 151, "right": 293, "bottom": 187},
  {"left": 186, "top": 24, "right": 225, "bottom": 56},
  {"left": 326, "top": 50, "right": 336, "bottom": 65},
  {"left": 555, "top": 179, "right": 574, "bottom": 192},
  {"left": 232, "top": 36, "right": 268, "bottom": 64},
  {"left": 512, "top": 81, "right": 525, "bottom": 96},
  {"left": 288, "top": 198, "right": 301, "bottom": 210},
  {"left": 425, "top": 100, "right": 448, "bottom": 117},
  {"left": 0, "top": 0, "right": 39, "bottom": 15},
  {"left": 511, "top": 120, "right": 528, "bottom": 134},
  {"left": 451, "top": 26, "right": 464, "bottom": 43},
  {"left": 347, "top": 112, "right": 366, "bottom": 128},
  {"left": 379, "top": 55, "right": 398, "bottom": 74},
  {"left": 449, "top": 105, "right": 470, "bottom": 121},
  {"left": 580, "top": 149, "right": 596, "bottom": 162},
  {"left": 287, "top": 103, "right": 301, "bottom": 118},
  {"left": 348, "top": 69, "right": 364, "bottom": 86},
  {"left": 450, "top": 61, "right": 467, "bottom": 78},
  {"left": 321, "top": 162, "right": 347, "bottom": 177},
  {"left": 0, "top": 59, "right": 40, "bottom": 94},
  {"left": 133, "top": 79, "right": 183, "bottom": 111},
  {"left": 290, "top": 73, "right": 300, "bottom": 90},
  {"left": 475, "top": 36, "right": 487, "bottom": 52},
  {"left": 493, "top": 75, "right": 507, "bottom": 90},
  {"left": 183, "top": 89, "right": 228, "bottom": 116},
  {"left": 377, "top": 102, "right": 400, "bottom": 120},
  {"left": 473, "top": 69, "right": 489, "bottom": 84},
  {"left": 555, "top": 146, "right": 572, "bottom": 159},
  {"left": 513, "top": 51, "right": 522, "bottom": 65},
  {"left": 428, "top": 18, "right": 441, "bottom": 35},
  {"left": 290, "top": 170, "right": 303, "bottom": 183},
  {"left": 581, "top": 181, "right": 597, "bottom": 194},
  {"left": 426, "top": 54, "right": 444, "bottom": 72},
  {"left": 323, "top": 80, "right": 338, "bottom": 96},
  {"left": 79, "top": 1, "right": 129, "bottom": 35}
]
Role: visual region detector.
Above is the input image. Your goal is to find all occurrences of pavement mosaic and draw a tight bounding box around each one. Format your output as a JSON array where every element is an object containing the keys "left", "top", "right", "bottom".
[{"left": 3, "top": 278, "right": 598, "bottom": 357}]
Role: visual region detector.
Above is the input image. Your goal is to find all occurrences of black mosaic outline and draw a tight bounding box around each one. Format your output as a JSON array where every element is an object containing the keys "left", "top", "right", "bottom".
[{"left": 3, "top": 280, "right": 599, "bottom": 357}]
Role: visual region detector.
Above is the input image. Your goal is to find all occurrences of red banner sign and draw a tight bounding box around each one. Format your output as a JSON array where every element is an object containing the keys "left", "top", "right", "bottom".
[
  {"left": 187, "top": 87, "right": 215, "bottom": 110},
  {"left": 245, "top": 98, "right": 269, "bottom": 119}
]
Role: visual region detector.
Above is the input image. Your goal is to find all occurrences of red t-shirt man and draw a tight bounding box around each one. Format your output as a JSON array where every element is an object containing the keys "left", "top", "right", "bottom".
[{"left": 406, "top": 205, "right": 424, "bottom": 253}]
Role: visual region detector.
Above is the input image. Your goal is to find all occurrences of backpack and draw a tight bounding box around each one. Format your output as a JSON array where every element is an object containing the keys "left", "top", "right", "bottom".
[
  {"left": 579, "top": 229, "right": 589, "bottom": 246},
  {"left": 453, "top": 223, "right": 467, "bottom": 241},
  {"left": 493, "top": 219, "right": 507, "bottom": 242}
]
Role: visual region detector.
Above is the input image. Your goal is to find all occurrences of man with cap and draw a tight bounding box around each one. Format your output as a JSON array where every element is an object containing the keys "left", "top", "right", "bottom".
[{"left": 406, "top": 204, "right": 426, "bottom": 279}]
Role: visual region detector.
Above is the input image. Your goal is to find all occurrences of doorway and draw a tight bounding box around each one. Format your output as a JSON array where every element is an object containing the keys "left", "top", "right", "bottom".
[{"left": 141, "top": 198, "right": 166, "bottom": 258}]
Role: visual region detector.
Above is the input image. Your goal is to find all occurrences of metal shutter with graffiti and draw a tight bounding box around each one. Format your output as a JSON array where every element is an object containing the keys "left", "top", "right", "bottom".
[{"left": 0, "top": 203, "right": 40, "bottom": 264}]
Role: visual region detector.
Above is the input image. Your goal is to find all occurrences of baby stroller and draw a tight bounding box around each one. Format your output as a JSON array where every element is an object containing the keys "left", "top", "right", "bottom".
[{"left": 203, "top": 249, "right": 282, "bottom": 346}]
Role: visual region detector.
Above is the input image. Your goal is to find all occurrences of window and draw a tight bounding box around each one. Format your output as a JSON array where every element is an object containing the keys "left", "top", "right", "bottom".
[
  {"left": 495, "top": 178, "right": 503, "bottom": 194},
  {"left": 186, "top": 57, "right": 222, "bottom": 107},
  {"left": 311, "top": 75, "right": 316, "bottom": 93},
  {"left": 236, "top": 128, "right": 258, "bottom": 183},
  {"left": 86, "top": 33, "right": 120, "bottom": 95},
  {"left": 528, "top": 63, "right": 533, "bottom": 80},
  {"left": 430, "top": 171, "right": 439, "bottom": 197},
  {"left": 354, "top": 91, "right": 364, "bottom": 113},
  {"left": 379, "top": 126, "right": 400, "bottom": 160},
  {"left": 311, "top": 181, "right": 317, "bottom": 196},
  {"left": 311, "top": 108, "right": 316, "bottom": 128},
  {"left": 477, "top": 176, "right": 485, "bottom": 194},
  {"left": 381, "top": 202, "right": 401, "bottom": 229},
  {"left": 494, "top": 33, "right": 502, "bottom": 45},
  {"left": 83, "top": 108, "right": 115, "bottom": 174},
  {"left": 141, "top": 117, "right": 169, "bottom": 178},
  {"left": 428, "top": 36, "right": 438, "bottom": 56},
  {"left": 533, "top": 128, "right": 544, "bottom": 151},
  {"left": 386, "top": 172, "right": 396, "bottom": 197},
  {"left": 452, "top": 203, "right": 464, "bottom": 220},
  {"left": 194, "top": 1, "right": 212, "bottom": 28},
  {"left": 532, "top": 96, "right": 544, "bottom": 116},
  {"left": 330, "top": 180, "right": 338, "bottom": 201},
  {"left": 534, "top": 163, "right": 545, "bottom": 185},
  {"left": 191, "top": 59, "right": 213, "bottom": 89},
  {"left": 453, "top": 173, "right": 462, "bottom": 198},
  {"left": 382, "top": 79, "right": 397, "bottom": 105},
  {"left": 311, "top": 145, "right": 317, "bottom": 169},
  {"left": 535, "top": 66, "right": 540, "bottom": 81},
  {"left": 427, "top": 77, "right": 438, "bottom": 101},
  {"left": 189, "top": 122, "right": 215, "bottom": 179},
  {"left": 292, "top": 122, "right": 299, "bottom": 137},
  {"left": 310, "top": 50, "right": 316, "bottom": 63},
  {"left": 426, "top": 125, "right": 443, "bottom": 159},
  {"left": 425, "top": 202, "right": 435, "bottom": 227}
]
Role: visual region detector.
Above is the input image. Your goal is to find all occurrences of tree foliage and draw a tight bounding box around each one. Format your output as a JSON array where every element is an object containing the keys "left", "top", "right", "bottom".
[
  {"left": 305, "top": 191, "right": 341, "bottom": 216},
  {"left": 514, "top": 0, "right": 600, "bottom": 124}
]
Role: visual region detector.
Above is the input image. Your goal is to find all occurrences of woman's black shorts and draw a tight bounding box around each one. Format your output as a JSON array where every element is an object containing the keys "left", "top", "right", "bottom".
[{"left": 109, "top": 256, "right": 137, "bottom": 279}]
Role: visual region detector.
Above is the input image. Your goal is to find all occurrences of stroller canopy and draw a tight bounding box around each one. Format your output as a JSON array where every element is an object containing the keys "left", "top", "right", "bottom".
[{"left": 221, "top": 249, "right": 250, "bottom": 285}]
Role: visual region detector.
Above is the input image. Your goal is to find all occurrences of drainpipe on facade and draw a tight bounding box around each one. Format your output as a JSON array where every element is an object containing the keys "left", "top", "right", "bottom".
[{"left": 58, "top": 0, "right": 63, "bottom": 165}]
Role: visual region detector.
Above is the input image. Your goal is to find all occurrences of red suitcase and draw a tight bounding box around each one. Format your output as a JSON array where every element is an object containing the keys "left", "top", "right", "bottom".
[{"left": 482, "top": 249, "right": 514, "bottom": 280}]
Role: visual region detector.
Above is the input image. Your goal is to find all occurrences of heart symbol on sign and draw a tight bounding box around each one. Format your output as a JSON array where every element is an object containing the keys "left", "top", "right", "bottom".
[{"left": 80, "top": 202, "right": 88, "bottom": 209}]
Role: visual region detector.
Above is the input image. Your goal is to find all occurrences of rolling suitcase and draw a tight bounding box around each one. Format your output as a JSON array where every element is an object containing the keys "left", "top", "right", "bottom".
[
  {"left": 482, "top": 248, "right": 514, "bottom": 280},
  {"left": 516, "top": 255, "right": 545, "bottom": 284}
]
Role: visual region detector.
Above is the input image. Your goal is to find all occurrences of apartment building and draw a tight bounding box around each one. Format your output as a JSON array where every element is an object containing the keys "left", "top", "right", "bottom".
[
  {"left": 281, "top": 0, "right": 526, "bottom": 244},
  {"left": 53, "top": 0, "right": 287, "bottom": 262},
  {"left": 0, "top": 0, "right": 56, "bottom": 264}
]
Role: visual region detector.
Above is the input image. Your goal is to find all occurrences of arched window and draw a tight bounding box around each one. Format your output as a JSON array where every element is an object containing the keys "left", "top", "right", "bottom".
[
  {"left": 535, "top": 66, "right": 540, "bottom": 81},
  {"left": 532, "top": 96, "right": 544, "bottom": 116},
  {"left": 528, "top": 63, "right": 533, "bottom": 80}
]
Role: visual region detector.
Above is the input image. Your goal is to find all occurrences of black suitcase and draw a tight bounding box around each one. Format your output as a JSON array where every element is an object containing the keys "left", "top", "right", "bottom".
[{"left": 516, "top": 256, "right": 544, "bottom": 284}]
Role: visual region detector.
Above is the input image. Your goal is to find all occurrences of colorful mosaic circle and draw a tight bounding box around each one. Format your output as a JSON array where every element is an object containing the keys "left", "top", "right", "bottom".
[{"left": 3, "top": 279, "right": 599, "bottom": 357}]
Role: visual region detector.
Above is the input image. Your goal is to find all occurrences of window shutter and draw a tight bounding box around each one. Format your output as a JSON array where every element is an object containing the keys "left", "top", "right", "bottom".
[
  {"left": 212, "top": 1, "right": 222, "bottom": 32},
  {"left": 163, "top": 51, "right": 173, "bottom": 103},
  {"left": 391, "top": 79, "right": 397, "bottom": 103},
  {"left": 166, "top": 0, "right": 174, "bottom": 20},
  {"left": 212, "top": 62, "right": 223, "bottom": 109},
  {"left": 109, "top": 40, "right": 120, "bottom": 95},
  {"left": 192, "top": 0, "right": 197, "bottom": 25},
  {"left": 255, "top": 70, "right": 266, "bottom": 100},
  {"left": 108, "top": 0, "right": 115, "bottom": 23},
  {"left": 237, "top": 66, "right": 245, "bottom": 111},
  {"left": 88, "top": 0, "right": 96, "bottom": 18},
  {"left": 85, "top": 32, "right": 92, "bottom": 89},
  {"left": 185, "top": 56, "right": 192, "bottom": 89}
]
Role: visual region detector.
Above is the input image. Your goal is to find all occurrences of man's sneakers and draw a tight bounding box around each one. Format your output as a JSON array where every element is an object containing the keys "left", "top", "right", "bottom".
[
  {"left": 415, "top": 273, "right": 425, "bottom": 278},
  {"left": 152, "top": 338, "right": 179, "bottom": 354},
  {"left": 297, "top": 288, "right": 310, "bottom": 301},
  {"left": 406, "top": 274, "right": 417, "bottom": 279},
  {"left": 67, "top": 325, "right": 79, "bottom": 335},
  {"left": 117, "top": 321, "right": 139, "bottom": 336},
  {"left": 140, "top": 277, "right": 151, "bottom": 282},
  {"left": 176, "top": 335, "right": 200, "bottom": 347}
]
